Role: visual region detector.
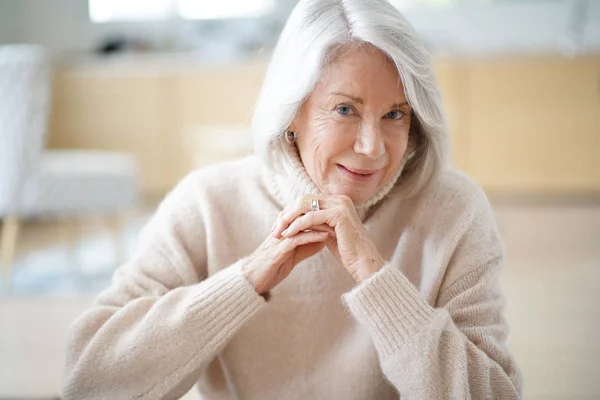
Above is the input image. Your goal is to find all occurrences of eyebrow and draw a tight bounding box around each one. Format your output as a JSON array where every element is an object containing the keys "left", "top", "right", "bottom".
[
  {"left": 390, "top": 102, "right": 410, "bottom": 109},
  {"left": 331, "top": 92, "right": 409, "bottom": 109},
  {"left": 331, "top": 91, "right": 364, "bottom": 104}
]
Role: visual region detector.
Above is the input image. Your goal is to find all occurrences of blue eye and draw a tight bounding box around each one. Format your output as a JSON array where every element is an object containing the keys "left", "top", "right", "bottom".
[
  {"left": 336, "top": 104, "right": 353, "bottom": 115},
  {"left": 386, "top": 110, "right": 405, "bottom": 120}
]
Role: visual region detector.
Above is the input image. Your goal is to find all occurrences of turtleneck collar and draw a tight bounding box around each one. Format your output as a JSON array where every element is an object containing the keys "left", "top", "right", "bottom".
[{"left": 262, "top": 137, "right": 409, "bottom": 222}]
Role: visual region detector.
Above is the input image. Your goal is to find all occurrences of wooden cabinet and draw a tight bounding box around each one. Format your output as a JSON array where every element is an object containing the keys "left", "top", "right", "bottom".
[
  {"left": 48, "top": 69, "right": 173, "bottom": 193},
  {"left": 48, "top": 56, "right": 600, "bottom": 196},
  {"left": 170, "top": 62, "right": 266, "bottom": 181},
  {"left": 465, "top": 57, "right": 600, "bottom": 194},
  {"left": 48, "top": 61, "right": 266, "bottom": 194},
  {"left": 435, "top": 60, "right": 471, "bottom": 173}
]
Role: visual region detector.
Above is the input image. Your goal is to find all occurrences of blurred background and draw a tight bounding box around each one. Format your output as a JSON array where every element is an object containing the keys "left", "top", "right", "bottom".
[{"left": 0, "top": 0, "right": 598, "bottom": 399}]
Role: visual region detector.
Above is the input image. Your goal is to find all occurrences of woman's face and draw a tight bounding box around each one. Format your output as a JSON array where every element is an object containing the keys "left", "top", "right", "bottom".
[{"left": 292, "top": 45, "right": 412, "bottom": 205}]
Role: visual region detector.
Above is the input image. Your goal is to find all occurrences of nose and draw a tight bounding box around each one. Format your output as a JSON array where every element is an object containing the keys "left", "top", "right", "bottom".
[{"left": 353, "top": 123, "right": 385, "bottom": 158}]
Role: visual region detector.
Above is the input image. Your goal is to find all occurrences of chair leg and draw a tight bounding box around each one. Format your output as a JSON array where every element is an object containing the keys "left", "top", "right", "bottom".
[{"left": 1, "top": 215, "right": 20, "bottom": 292}]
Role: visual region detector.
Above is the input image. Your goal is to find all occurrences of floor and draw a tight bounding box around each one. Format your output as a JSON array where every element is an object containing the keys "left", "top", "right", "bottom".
[{"left": 0, "top": 200, "right": 599, "bottom": 399}]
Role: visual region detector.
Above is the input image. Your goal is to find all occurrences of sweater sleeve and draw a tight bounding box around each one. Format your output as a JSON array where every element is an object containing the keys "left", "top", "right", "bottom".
[
  {"left": 62, "top": 172, "right": 266, "bottom": 400},
  {"left": 341, "top": 190, "right": 523, "bottom": 399}
]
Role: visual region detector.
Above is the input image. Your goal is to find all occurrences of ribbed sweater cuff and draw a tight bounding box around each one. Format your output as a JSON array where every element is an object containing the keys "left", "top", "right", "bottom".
[
  {"left": 342, "top": 263, "right": 438, "bottom": 357},
  {"left": 184, "top": 260, "right": 266, "bottom": 348}
]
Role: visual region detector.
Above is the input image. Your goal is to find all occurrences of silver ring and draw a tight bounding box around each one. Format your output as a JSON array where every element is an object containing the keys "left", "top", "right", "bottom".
[{"left": 310, "top": 198, "right": 320, "bottom": 212}]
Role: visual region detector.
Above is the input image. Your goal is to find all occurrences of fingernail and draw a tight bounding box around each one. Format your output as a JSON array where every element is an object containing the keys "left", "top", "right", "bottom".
[{"left": 281, "top": 228, "right": 289, "bottom": 236}]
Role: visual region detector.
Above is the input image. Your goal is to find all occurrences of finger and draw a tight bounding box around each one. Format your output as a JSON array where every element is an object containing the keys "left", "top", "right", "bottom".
[
  {"left": 273, "top": 195, "right": 331, "bottom": 237},
  {"left": 280, "top": 230, "right": 329, "bottom": 253},
  {"left": 271, "top": 209, "right": 286, "bottom": 232},
  {"left": 325, "top": 237, "right": 340, "bottom": 259},
  {"left": 281, "top": 208, "right": 339, "bottom": 238},
  {"left": 294, "top": 241, "right": 327, "bottom": 264},
  {"left": 300, "top": 223, "right": 336, "bottom": 237}
]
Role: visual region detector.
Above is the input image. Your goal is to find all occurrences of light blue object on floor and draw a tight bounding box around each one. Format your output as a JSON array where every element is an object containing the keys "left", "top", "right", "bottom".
[{"left": 1, "top": 226, "right": 139, "bottom": 298}]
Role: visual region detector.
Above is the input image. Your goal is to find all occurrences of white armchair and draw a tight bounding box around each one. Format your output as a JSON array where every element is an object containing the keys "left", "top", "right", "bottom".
[{"left": 0, "top": 44, "right": 140, "bottom": 292}]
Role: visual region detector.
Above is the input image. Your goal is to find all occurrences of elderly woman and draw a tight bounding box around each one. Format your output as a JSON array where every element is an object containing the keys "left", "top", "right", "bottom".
[{"left": 63, "top": 0, "right": 522, "bottom": 399}]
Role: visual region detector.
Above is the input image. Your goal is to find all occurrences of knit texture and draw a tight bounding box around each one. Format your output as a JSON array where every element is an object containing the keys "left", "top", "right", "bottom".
[{"left": 63, "top": 155, "right": 523, "bottom": 399}]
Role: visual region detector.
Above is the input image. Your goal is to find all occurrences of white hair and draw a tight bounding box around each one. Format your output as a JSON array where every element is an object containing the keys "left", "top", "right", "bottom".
[{"left": 252, "top": 0, "right": 450, "bottom": 198}]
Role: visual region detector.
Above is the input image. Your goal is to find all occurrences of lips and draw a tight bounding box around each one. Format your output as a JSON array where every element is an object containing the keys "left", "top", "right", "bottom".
[
  {"left": 341, "top": 166, "right": 379, "bottom": 175},
  {"left": 337, "top": 164, "right": 380, "bottom": 181}
]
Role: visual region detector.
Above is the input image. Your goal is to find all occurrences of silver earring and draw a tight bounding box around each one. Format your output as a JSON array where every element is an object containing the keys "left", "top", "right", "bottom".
[{"left": 285, "top": 131, "right": 296, "bottom": 144}]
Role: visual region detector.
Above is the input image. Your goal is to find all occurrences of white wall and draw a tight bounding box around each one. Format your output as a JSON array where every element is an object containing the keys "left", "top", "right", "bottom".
[
  {"left": 0, "top": 0, "right": 184, "bottom": 53},
  {"left": 0, "top": 0, "right": 23, "bottom": 43},
  {"left": 0, "top": 0, "right": 294, "bottom": 56},
  {"left": 1, "top": 0, "right": 599, "bottom": 56},
  {"left": 402, "top": 0, "right": 600, "bottom": 55}
]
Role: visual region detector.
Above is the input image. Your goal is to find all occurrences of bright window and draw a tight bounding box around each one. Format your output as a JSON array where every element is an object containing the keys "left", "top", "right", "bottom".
[
  {"left": 89, "top": 0, "right": 174, "bottom": 23},
  {"left": 390, "top": 0, "right": 459, "bottom": 9},
  {"left": 89, "top": 0, "right": 274, "bottom": 23},
  {"left": 178, "top": 0, "right": 274, "bottom": 20}
]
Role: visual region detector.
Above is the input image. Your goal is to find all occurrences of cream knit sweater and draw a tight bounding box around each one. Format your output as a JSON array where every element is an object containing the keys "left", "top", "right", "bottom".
[{"left": 63, "top": 153, "right": 523, "bottom": 400}]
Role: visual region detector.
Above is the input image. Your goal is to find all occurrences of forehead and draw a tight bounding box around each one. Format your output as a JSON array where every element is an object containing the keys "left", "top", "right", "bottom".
[{"left": 315, "top": 45, "right": 405, "bottom": 99}]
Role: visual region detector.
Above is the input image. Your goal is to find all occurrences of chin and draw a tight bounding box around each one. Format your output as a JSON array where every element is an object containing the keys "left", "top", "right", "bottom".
[{"left": 329, "top": 184, "right": 376, "bottom": 206}]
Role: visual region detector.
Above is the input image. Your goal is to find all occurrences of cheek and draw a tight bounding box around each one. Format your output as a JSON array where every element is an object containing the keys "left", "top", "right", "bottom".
[
  {"left": 308, "top": 115, "right": 356, "bottom": 162},
  {"left": 298, "top": 121, "right": 338, "bottom": 181},
  {"left": 385, "top": 126, "right": 410, "bottom": 166}
]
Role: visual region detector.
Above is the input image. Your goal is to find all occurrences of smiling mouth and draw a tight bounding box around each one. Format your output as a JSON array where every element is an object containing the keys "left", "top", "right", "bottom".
[{"left": 337, "top": 164, "right": 380, "bottom": 181}]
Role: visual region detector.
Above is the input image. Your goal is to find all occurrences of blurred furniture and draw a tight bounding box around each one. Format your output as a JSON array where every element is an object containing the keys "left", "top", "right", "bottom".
[
  {"left": 0, "top": 44, "right": 140, "bottom": 292},
  {"left": 437, "top": 56, "right": 600, "bottom": 195},
  {"left": 48, "top": 55, "right": 600, "bottom": 196},
  {"left": 184, "top": 124, "right": 254, "bottom": 169},
  {"left": 48, "top": 59, "right": 266, "bottom": 194}
]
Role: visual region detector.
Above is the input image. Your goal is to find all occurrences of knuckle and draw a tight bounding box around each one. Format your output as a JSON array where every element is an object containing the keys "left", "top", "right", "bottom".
[
  {"left": 305, "top": 213, "right": 314, "bottom": 224},
  {"left": 299, "top": 195, "right": 310, "bottom": 208},
  {"left": 338, "top": 206, "right": 351, "bottom": 220},
  {"left": 339, "top": 195, "right": 352, "bottom": 205}
]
